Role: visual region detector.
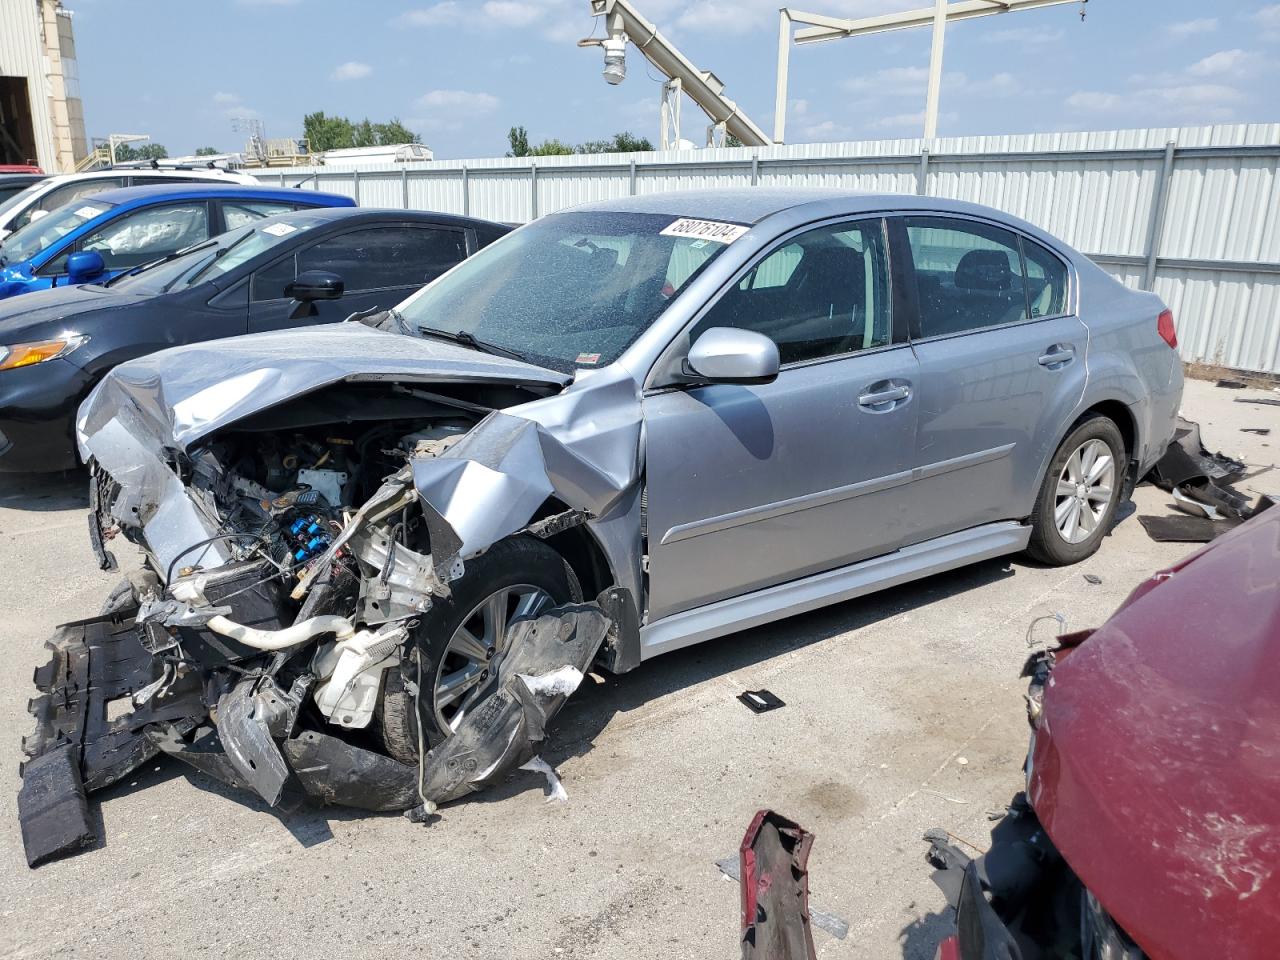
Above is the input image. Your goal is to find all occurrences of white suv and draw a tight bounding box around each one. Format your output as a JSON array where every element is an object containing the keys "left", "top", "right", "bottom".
[{"left": 0, "top": 168, "right": 260, "bottom": 241}]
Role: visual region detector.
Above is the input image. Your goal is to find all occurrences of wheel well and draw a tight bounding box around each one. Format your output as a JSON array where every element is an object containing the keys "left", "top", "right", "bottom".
[
  {"left": 1069, "top": 399, "right": 1139, "bottom": 498},
  {"left": 531, "top": 499, "right": 614, "bottom": 599},
  {"left": 1074, "top": 400, "right": 1136, "bottom": 461}
]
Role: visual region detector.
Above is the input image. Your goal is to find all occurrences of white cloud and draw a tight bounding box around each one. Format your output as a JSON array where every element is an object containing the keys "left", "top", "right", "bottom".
[
  {"left": 868, "top": 111, "right": 924, "bottom": 130},
  {"left": 331, "top": 61, "right": 372, "bottom": 81},
  {"left": 482, "top": 0, "right": 544, "bottom": 25},
  {"left": 675, "top": 0, "right": 903, "bottom": 34},
  {"left": 397, "top": 0, "right": 585, "bottom": 42},
  {"left": 210, "top": 91, "right": 260, "bottom": 119},
  {"left": 1254, "top": 4, "right": 1280, "bottom": 40},
  {"left": 982, "top": 26, "right": 1064, "bottom": 45},
  {"left": 397, "top": 2, "right": 464, "bottom": 27},
  {"left": 235, "top": 0, "right": 300, "bottom": 5},
  {"left": 1187, "top": 49, "right": 1256, "bottom": 77},
  {"left": 417, "top": 89, "right": 500, "bottom": 113},
  {"left": 1065, "top": 91, "right": 1124, "bottom": 112},
  {"left": 1165, "top": 18, "right": 1218, "bottom": 38}
]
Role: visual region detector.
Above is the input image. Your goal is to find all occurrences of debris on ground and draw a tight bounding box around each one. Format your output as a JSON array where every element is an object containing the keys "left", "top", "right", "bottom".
[
  {"left": 718, "top": 810, "right": 849, "bottom": 952},
  {"left": 1242, "top": 428, "right": 1272, "bottom": 436},
  {"left": 1215, "top": 378, "right": 1247, "bottom": 389},
  {"left": 1082, "top": 573, "right": 1102, "bottom": 585},
  {"left": 1140, "top": 416, "right": 1274, "bottom": 544},
  {"left": 1235, "top": 396, "right": 1280, "bottom": 407},
  {"left": 738, "top": 689, "right": 786, "bottom": 714}
]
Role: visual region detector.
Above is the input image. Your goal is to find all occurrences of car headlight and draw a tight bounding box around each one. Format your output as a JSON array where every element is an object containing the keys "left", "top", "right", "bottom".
[{"left": 0, "top": 335, "right": 88, "bottom": 372}]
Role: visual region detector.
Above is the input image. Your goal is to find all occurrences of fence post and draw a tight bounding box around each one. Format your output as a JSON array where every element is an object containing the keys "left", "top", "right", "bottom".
[
  {"left": 751, "top": 153, "right": 760, "bottom": 186},
  {"left": 530, "top": 162, "right": 538, "bottom": 220},
  {"left": 462, "top": 165, "right": 470, "bottom": 215},
  {"left": 401, "top": 168, "right": 409, "bottom": 209},
  {"left": 628, "top": 159, "right": 637, "bottom": 196},
  {"left": 917, "top": 148, "right": 930, "bottom": 196},
  {"left": 352, "top": 169, "right": 360, "bottom": 205},
  {"left": 1143, "top": 140, "right": 1177, "bottom": 291},
  {"left": 278, "top": 172, "right": 285, "bottom": 187}
]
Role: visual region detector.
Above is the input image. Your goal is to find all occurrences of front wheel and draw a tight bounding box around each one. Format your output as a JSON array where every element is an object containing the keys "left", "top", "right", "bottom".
[
  {"left": 1026, "top": 416, "right": 1125, "bottom": 566},
  {"left": 376, "top": 536, "right": 580, "bottom": 761}
]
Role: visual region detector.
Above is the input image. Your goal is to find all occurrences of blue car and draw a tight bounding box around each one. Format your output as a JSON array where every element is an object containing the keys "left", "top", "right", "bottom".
[{"left": 0, "top": 184, "right": 355, "bottom": 300}]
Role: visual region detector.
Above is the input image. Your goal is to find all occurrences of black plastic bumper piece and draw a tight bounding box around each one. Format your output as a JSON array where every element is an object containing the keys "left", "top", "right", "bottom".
[
  {"left": 19, "top": 614, "right": 205, "bottom": 868},
  {"left": 17, "top": 744, "right": 94, "bottom": 868}
]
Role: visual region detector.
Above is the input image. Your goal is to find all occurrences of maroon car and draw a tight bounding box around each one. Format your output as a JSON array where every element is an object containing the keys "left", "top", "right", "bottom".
[{"left": 928, "top": 501, "right": 1279, "bottom": 959}]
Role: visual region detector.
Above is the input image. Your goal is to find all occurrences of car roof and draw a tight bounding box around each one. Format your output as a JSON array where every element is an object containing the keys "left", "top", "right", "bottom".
[
  {"left": 38, "top": 169, "right": 237, "bottom": 185},
  {"left": 261, "top": 206, "right": 508, "bottom": 231},
  {"left": 567, "top": 188, "right": 1047, "bottom": 232},
  {"left": 83, "top": 183, "right": 353, "bottom": 207}
]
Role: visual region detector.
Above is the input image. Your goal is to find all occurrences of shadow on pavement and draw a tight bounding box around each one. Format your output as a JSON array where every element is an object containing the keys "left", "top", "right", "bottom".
[{"left": 0, "top": 469, "right": 88, "bottom": 513}]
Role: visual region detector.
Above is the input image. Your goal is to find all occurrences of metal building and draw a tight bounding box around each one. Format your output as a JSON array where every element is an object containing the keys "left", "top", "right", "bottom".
[{"left": 0, "top": 0, "right": 87, "bottom": 172}]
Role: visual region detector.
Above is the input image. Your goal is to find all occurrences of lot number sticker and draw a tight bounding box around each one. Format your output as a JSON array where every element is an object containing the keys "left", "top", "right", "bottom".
[
  {"left": 262, "top": 222, "right": 298, "bottom": 237},
  {"left": 660, "top": 218, "right": 750, "bottom": 244}
]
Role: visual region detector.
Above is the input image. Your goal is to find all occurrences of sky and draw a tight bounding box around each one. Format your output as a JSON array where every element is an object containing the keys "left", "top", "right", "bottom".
[{"left": 69, "top": 0, "right": 1280, "bottom": 160}]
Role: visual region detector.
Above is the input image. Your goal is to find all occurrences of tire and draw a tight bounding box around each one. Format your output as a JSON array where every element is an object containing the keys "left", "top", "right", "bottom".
[
  {"left": 1026, "top": 415, "right": 1126, "bottom": 566},
  {"left": 377, "top": 536, "right": 580, "bottom": 760}
]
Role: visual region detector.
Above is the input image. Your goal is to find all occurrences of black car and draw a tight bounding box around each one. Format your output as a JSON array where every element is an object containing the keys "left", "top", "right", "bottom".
[{"left": 0, "top": 207, "right": 509, "bottom": 472}]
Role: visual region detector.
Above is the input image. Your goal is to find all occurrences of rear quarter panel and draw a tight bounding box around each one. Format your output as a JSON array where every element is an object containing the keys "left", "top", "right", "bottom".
[{"left": 1075, "top": 258, "right": 1183, "bottom": 473}]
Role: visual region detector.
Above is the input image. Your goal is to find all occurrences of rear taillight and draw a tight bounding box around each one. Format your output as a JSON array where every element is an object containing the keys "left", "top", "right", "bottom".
[{"left": 1157, "top": 309, "right": 1178, "bottom": 348}]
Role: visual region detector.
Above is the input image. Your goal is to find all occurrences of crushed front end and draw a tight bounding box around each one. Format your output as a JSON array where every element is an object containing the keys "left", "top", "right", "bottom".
[{"left": 19, "top": 329, "right": 643, "bottom": 867}]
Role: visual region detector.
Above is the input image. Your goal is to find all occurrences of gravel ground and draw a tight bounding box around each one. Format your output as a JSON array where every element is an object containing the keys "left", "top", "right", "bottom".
[{"left": 1, "top": 376, "right": 1275, "bottom": 959}]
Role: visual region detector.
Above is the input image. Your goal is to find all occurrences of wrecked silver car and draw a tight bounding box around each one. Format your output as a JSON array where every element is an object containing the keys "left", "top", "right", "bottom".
[{"left": 20, "top": 189, "right": 1182, "bottom": 866}]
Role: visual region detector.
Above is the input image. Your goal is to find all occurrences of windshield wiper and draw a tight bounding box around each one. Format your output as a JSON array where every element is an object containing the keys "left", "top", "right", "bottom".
[
  {"left": 105, "top": 239, "right": 221, "bottom": 287},
  {"left": 414, "top": 324, "right": 529, "bottom": 363}
]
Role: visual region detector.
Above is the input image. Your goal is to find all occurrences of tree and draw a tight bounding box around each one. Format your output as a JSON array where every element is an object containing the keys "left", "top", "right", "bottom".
[
  {"left": 303, "top": 112, "right": 421, "bottom": 152},
  {"left": 510, "top": 128, "right": 652, "bottom": 156},
  {"left": 724, "top": 134, "right": 743, "bottom": 148},
  {"left": 195, "top": 146, "right": 220, "bottom": 156},
  {"left": 530, "top": 138, "right": 576, "bottom": 156},
  {"left": 598, "top": 131, "right": 652, "bottom": 153},
  {"left": 113, "top": 143, "right": 168, "bottom": 162},
  {"left": 507, "top": 125, "right": 531, "bottom": 157}
]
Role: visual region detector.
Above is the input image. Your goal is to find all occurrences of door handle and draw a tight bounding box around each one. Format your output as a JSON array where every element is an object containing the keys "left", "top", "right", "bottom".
[
  {"left": 858, "top": 385, "right": 910, "bottom": 408},
  {"left": 1038, "top": 344, "right": 1076, "bottom": 368}
]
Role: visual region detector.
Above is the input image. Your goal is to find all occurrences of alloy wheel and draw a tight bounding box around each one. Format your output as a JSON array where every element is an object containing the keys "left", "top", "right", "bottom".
[
  {"left": 1054, "top": 438, "right": 1116, "bottom": 545},
  {"left": 432, "top": 583, "right": 551, "bottom": 732}
]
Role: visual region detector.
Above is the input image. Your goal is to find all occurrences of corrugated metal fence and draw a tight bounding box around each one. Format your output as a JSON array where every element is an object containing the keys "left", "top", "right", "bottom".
[{"left": 252, "top": 124, "right": 1280, "bottom": 375}]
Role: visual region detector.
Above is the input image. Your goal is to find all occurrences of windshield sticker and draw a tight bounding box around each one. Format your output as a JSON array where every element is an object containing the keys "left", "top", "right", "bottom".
[
  {"left": 74, "top": 205, "right": 106, "bottom": 220},
  {"left": 575, "top": 352, "right": 602, "bottom": 366},
  {"left": 660, "top": 218, "right": 750, "bottom": 244},
  {"left": 262, "top": 222, "right": 297, "bottom": 237}
]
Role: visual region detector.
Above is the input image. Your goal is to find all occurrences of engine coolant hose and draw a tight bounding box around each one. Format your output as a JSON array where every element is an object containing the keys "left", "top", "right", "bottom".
[{"left": 206, "top": 614, "right": 354, "bottom": 651}]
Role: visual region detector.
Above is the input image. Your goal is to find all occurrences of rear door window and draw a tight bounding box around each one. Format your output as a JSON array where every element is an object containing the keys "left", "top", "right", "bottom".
[
  {"left": 904, "top": 217, "right": 1029, "bottom": 338},
  {"left": 80, "top": 202, "right": 211, "bottom": 270},
  {"left": 294, "top": 225, "right": 468, "bottom": 292}
]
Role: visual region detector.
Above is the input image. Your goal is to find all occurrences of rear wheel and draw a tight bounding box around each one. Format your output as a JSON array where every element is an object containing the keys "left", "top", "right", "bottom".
[
  {"left": 377, "top": 536, "right": 580, "bottom": 761},
  {"left": 1027, "top": 416, "right": 1125, "bottom": 566}
]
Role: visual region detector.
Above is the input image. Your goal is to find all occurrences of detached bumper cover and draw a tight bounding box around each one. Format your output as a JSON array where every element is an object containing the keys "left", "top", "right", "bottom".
[{"left": 19, "top": 615, "right": 204, "bottom": 866}]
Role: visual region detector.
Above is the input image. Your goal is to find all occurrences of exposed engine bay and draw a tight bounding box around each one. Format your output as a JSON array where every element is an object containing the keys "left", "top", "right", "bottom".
[{"left": 19, "top": 330, "right": 646, "bottom": 868}]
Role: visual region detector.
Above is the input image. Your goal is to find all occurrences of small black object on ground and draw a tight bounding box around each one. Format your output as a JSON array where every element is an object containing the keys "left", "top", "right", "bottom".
[
  {"left": 1235, "top": 397, "right": 1280, "bottom": 407},
  {"left": 1215, "top": 379, "right": 1247, "bottom": 389},
  {"left": 738, "top": 689, "right": 786, "bottom": 714},
  {"left": 1242, "top": 428, "right": 1271, "bottom": 436}
]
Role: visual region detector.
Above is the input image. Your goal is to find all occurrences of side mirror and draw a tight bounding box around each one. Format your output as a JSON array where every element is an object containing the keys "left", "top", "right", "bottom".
[
  {"left": 285, "top": 270, "right": 344, "bottom": 302},
  {"left": 686, "top": 327, "right": 780, "bottom": 386},
  {"left": 66, "top": 250, "right": 106, "bottom": 284}
]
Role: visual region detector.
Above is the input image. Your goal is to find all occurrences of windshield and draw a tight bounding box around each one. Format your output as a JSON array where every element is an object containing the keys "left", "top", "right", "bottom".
[
  {"left": 396, "top": 211, "right": 734, "bottom": 373},
  {"left": 110, "top": 219, "right": 303, "bottom": 294},
  {"left": 0, "top": 198, "right": 113, "bottom": 265},
  {"left": 0, "top": 181, "right": 43, "bottom": 225}
]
